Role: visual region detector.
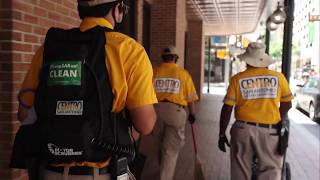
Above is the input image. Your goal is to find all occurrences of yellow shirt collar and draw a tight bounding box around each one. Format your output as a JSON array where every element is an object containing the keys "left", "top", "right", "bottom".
[
  {"left": 161, "top": 62, "right": 178, "bottom": 67},
  {"left": 79, "top": 17, "right": 114, "bottom": 32}
]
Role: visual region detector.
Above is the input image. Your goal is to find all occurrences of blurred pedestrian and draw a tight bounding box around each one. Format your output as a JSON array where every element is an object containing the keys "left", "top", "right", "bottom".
[{"left": 143, "top": 45, "right": 199, "bottom": 180}]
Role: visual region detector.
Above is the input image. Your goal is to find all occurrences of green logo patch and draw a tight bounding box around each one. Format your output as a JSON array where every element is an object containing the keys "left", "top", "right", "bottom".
[{"left": 47, "top": 61, "right": 82, "bottom": 86}]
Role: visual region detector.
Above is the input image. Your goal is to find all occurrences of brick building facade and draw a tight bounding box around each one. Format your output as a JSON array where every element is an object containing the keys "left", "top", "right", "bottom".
[{"left": 0, "top": 1, "right": 204, "bottom": 179}]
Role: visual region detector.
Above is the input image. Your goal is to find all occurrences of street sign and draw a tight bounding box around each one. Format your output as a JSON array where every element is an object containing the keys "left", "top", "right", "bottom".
[{"left": 216, "top": 48, "right": 230, "bottom": 59}]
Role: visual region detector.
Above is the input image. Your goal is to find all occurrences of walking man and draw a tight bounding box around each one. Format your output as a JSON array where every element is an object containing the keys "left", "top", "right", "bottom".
[
  {"left": 144, "top": 45, "right": 199, "bottom": 180},
  {"left": 16, "top": 0, "right": 157, "bottom": 179},
  {"left": 218, "top": 42, "right": 293, "bottom": 180}
]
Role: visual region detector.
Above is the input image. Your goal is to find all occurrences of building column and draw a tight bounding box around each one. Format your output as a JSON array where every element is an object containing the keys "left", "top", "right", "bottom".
[
  {"left": 135, "top": 0, "right": 144, "bottom": 44},
  {"left": 185, "top": 20, "right": 204, "bottom": 98},
  {"left": 149, "top": 0, "right": 186, "bottom": 66}
]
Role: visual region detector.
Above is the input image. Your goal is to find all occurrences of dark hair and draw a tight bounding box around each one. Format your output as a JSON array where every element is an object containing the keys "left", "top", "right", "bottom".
[
  {"left": 162, "top": 54, "right": 178, "bottom": 62},
  {"left": 78, "top": 2, "right": 119, "bottom": 19}
]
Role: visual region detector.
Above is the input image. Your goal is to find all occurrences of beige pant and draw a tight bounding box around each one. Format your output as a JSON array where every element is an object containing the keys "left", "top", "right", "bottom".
[
  {"left": 230, "top": 121, "right": 283, "bottom": 180},
  {"left": 141, "top": 102, "right": 187, "bottom": 180}
]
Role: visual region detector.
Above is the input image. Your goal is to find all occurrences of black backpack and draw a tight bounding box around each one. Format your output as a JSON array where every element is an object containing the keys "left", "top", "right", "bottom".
[{"left": 34, "top": 26, "right": 134, "bottom": 164}]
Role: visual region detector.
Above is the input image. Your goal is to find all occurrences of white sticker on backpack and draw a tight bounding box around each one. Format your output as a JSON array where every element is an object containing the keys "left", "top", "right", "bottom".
[
  {"left": 48, "top": 143, "right": 83, "bottom": 156},
  {"left": 239, "top": 76, "right": 278, "bottom": 100},
  {"left": 56, "top": 100, "right": 83, "bottom": 115}
]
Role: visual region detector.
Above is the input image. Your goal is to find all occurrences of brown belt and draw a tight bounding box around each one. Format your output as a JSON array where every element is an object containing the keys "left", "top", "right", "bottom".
[
  {"left": 238, "top": 120, "right": 279, "bottom": 129},
  {"left": 159, "top": 100, "right": 184, "bottom": 107}
]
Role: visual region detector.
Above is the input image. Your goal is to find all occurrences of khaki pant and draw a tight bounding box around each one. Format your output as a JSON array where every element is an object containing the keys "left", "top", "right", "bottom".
[
  {"left": 230, "top": 121, "right": 283, "bottom": 180},
  {"left": 141, "top": 102, "right": 187, "bottom": 180}
]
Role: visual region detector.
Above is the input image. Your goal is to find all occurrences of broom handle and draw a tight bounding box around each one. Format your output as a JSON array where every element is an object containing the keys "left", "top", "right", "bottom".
[{"left": 191, "top": 124, "right": 198, "bottom": 154}]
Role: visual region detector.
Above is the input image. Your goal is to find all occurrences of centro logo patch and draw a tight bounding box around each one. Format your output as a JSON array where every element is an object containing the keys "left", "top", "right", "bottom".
[
  {"left": 239, "top": 76, "right": 279, "bottom": 100},
  {"left": 154, "top": 78, "right": 180, "bottom": 94},
  {"left": 48, "top": 143, "right": 83, "bottom": 156},
  {"left": 56, "top": 100, "right": 83, "bottom": 115}
]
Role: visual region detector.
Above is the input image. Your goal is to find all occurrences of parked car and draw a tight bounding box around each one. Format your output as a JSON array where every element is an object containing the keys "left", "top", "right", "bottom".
[{"left": 295, "top": 77, "right": 320, "bottom": 121}]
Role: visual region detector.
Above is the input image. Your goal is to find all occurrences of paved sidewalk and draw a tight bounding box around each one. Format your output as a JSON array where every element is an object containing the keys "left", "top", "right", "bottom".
[{"left": 140, "top": 89, "right": 320, "bottom": 180}]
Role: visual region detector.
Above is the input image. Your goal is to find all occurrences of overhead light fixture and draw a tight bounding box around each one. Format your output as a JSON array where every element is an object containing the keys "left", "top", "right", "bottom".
[
  {"left": 270, "top": 2, "right": 286, "bottom": 24},
  {"left": 266, "top": 17, "right": 279, "bottom": 31}
]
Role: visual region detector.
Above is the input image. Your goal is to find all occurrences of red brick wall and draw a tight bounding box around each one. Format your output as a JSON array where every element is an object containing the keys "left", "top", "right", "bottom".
[
  {"left": 0, "top": 1, "right": 79, "bottom": 179},
  {"left": 148, "top": 0, "right": 187, "bottom": 68},
  {"left": 149, "top": 0, "right": 179, "bottom": 66}
]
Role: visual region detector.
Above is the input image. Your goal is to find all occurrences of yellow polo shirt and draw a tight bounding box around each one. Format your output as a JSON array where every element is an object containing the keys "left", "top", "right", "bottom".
[
  {"left": 223, "top": 68, "right": 293, "bottom": 124},
  {"left": 19, "top": 17, "right": 157, "bottom": 167},
  {"left": 153, "top": 63, "right": 199, "bottom": 106}
]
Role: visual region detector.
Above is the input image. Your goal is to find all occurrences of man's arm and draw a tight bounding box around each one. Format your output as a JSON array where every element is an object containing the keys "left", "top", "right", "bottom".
[
  {"left": 219, "top": 104, "right": 233, "bottom": 136},
  {"left": 218, "top": 104, "right": 233, "bottom": 152},
  {"left": 187, "top": 102, "right": 196, "bottom": 115},
  {"left": 279, "top": 101, "right": 292, "bottom": 119},
  {"left": 187, "top": 102, "right": 196, "bottom": 124},
  {"left": 129, "top": 104, "right": 156, "bottom": 135},
  {"left": 18, "top": 106, "right": 28, "bottom": 122},
  {"left": 17, "top": 46, "right": 44, "bottom": 122}
]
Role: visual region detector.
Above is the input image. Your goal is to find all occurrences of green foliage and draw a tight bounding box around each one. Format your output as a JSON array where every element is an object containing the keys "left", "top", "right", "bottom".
[
  {"left": 269, "top": 40, "right": 301, "bottom": 60},
  {"left": 270, "top": 41, "right": 283, "bottom": 61}
]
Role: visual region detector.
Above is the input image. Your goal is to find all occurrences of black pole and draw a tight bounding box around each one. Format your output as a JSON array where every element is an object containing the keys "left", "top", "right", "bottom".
[
  {"left": 207, "top": 37, "right": 211, "bottom": 93},
  {"left": 281, "top": 0, "right": 295, "bottom": 81},
  {"left": 265, "top": 29, "right": 270, "bottom": 54}
]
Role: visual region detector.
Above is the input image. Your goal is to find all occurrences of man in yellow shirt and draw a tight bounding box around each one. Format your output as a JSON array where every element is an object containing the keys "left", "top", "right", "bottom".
[
  {"left": 17, "top": 0, "right": 157, "bottom": 179},
  {"left": 218, "top": 42, "right": 293, "bottom": 180},
  {"left": 146, "top": 45, "right": 198, "bottom": 180}
]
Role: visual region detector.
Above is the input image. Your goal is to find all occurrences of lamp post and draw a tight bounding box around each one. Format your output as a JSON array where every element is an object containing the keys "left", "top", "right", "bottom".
[{"left": 281, "top": 0, "right": 294, "bottom": 81}]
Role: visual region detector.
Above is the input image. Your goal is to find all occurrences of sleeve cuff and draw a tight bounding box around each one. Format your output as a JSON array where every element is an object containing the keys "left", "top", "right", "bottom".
[
  {"left": 126, "top": 99, "right": 158, "bottom": 110},
  {"left": 223, "top": 96, "right": 236, "bottom": 106},
  {"left": 280, "top": 93, "right": 294, "bottom": 102}
]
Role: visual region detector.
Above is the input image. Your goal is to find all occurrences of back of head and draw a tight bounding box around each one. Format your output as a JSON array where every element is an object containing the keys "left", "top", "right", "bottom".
[
  {"left": 162, "top": 45, "right": 179, "bottom": 63},
  {"left": 77, "top": 0, "right": 120, "bottom": 19}
]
